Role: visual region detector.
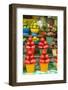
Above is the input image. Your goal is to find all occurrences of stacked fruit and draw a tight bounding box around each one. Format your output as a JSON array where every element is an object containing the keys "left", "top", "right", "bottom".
[
  {"left": 40, "top": 49, "right": 50, "bottom": 72},
  {"left": 30, "top": 20, "right": 39, "bottom": 36},
  {"left": 38, "top": 37, "right": 49, "bottom": 49},
  {"left": 24, "top": 36, "right": 36, "bottom": 73},
  {"left": 38, "top": 37, "right": 49, "bottom": 72}
]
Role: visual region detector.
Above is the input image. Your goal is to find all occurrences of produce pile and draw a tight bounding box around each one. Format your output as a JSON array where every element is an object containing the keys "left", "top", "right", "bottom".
[{"left": 23, "top": 15, "right": 57, "bottom": 74}]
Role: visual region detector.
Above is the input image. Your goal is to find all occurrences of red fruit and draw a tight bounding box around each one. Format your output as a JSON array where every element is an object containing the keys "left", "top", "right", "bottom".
[
  {"left": 41, "top": 32, "right": 46, "bottom": 36},
  {"left": 25, "top": 56, "right": 30, "bottom": 60},
  {"left": 31, "top": 46, "right": 35, "bottom": 54},
  {"left": 45, "top": 58, "right": 50, "bottom": 63},
  {"left": 39, "top": 42, "right": 44, "bottom": 46},
  {"left": 26, "top": 42, "right": 30, "bottom": 46},
  {"left": 40, "top": 55, "right": 45, "bottom": 59},
  {"left": 31, "top": 45, "right": 35, "bottom": 49},
  {"left": 31, "top": 59, "right": 36, "bottom": 64},
  {"left": 44, "top": 41, "right": 47, "bottom": 45},
  {"left": 25, "top": 60, "right": 30, "bottom": 64},
  {"left": 40, "top": 59, "right": 45, "bottom": 63},
  {"left": 28, "top": 36, "right": 32, "bottom": 42},
  {"left": 45, "top": 54, "right": 49, "bottom": 59},
  {"left": 40, "top": 38, "right": 45, "bottom": 43},
  {"left": 43, "top": 45, "right": 48, "bottom": 49},
  {"left": 38, "top": 45, "right": 43, "bottom": 49},
  {"left": 43, "top": 45, "right": 46, "bottom": 49},
  {"left": 30, "top": 55, "right": 34, "bottom": 59},
  {"left": 31, "top": 41, "right": 35, "bottom": 46},
  {"left": 32, "top": 49, "right": 35, "bottom": 53},
  {"left": 27, "top": 51, "right": 32, "bottom": 55},
  {"left": 46, "top": 44, "right": 49, "bottom": 48},
  {"left": 26, "top": 46, "right": 31, "bottom": 49},
  {"left": 42, "top": 49, "right": 46, "bottom": 55}
]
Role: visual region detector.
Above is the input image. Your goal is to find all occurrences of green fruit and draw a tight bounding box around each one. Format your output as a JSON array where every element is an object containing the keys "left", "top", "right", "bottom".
[{"left": 33, "top": 25, "right": 37, "bottom": 29}]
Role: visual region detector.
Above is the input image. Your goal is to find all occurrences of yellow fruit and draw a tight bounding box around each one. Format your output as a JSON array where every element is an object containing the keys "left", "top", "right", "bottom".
[
  {"left": 37, "top": 38, "right": 39, "bottom": 40},
  {"left": 33, "top": 25, "right": 37, "bottom": 29},
  {"left": 31, "top": 28, "right": 39, "bottom": 33},
  {"left": 32, "top": 36, "right": 37, "bottom": 41},
  {"left": 32, "top": 37, "right": 39, "bottom": 41},
  {"left": 34, "top": 23, "right": 37, "bottom": 26}
]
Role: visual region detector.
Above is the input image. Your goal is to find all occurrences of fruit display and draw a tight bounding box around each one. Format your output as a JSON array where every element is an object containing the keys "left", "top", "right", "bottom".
[
  {"left": 24, "top": 36, "right": 36, "bottom": 73},
  {"left": 23, "top": 15, "right": 58, "bottom": 74},
  {"left": 40, "top": 50, "right": 50, "bottom": 72},
  {"left": 38, "top": 38, "right": 48, "bottom": 49}
]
